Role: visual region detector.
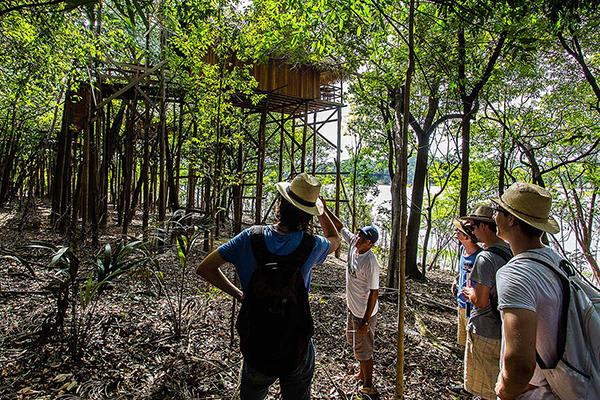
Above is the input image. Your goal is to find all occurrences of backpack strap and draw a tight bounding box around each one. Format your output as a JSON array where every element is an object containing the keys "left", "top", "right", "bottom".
[
  {"left": 250, "top": 226, "right": 316, "bottom": 268},
  {"left": 519, "top": 256, "right": 571, "bottom": 370},
  {"left": 484, "top": 246, "right": 512, "bottom": 262},
  {"left": 282, "top": 232, "right": 316, "bottom": 264},
  {"left": 482, "top": 246, "right": 512, "bottom": 319},
  {"left": 250, "top": 226, "right": 271, "bottom": 264}
]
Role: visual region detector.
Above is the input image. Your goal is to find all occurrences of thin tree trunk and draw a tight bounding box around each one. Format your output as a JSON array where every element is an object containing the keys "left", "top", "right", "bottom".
[
  {"left": 158, "top": 27, "right": 167, "bottom": 222},
  {"left": 395, "top": 0, "right": 414, "bottom": 396}
]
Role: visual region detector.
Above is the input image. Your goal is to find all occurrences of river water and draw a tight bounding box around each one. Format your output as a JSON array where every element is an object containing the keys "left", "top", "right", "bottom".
[{"left": 368, "top": 185, "right": 595, "bottom": 276}]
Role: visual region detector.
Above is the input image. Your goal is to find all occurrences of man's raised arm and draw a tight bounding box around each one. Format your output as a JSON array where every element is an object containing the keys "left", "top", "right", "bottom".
[{"left": 318, "top": 197, "right": 341, "bottom": 254}]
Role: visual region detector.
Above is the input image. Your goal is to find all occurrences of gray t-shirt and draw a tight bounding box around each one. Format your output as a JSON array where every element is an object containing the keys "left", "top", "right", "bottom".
[
  {"left": 496, "top": 246, "right": 563, "bottom": 391},
  {"left": 468, "top": 242, "right": 511, "bottom": 339}
]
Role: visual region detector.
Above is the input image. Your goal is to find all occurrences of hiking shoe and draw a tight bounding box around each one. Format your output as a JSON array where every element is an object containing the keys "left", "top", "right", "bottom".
[
  {"left": 445, "top": 385, "right": 471, "bottom": 398},
  {"left": 359, "top": 385, "right": 378, "bottom": 396}
]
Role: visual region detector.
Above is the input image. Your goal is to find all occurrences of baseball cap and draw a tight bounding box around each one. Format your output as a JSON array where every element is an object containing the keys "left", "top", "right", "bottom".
[{"left": 359, "top": 226, "right": 379, "bottom": 243}]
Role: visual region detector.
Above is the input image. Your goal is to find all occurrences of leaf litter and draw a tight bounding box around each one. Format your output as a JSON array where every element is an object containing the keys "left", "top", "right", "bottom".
[{"left": 0, "top": 206, "right": 463, "bottom": 399}]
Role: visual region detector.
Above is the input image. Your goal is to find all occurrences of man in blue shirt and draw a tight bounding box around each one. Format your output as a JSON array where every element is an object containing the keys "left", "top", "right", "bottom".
[
  {"left": 451, "top": 217, "right": 482, "bottom": 348},
  {"left": 196, "top": 173, "right": 340, "bottom": 400},
  {"left": 447, "top": 216, "right": 482, "bottom": 397}
]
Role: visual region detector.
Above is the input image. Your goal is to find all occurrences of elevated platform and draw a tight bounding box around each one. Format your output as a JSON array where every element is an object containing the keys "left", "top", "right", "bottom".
[
  {"left": 234, "top": 91, "right": 342, "bottom": 116},
  {"left": 96, "top": 57, "right": 344, "bottom": 115}
]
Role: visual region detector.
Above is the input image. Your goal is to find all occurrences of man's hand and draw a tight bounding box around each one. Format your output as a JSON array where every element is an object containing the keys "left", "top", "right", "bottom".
[
  {"left": 495, "top": 374, "right": 514, "bottom": 400},
  {"left": 461, "top": 286, "right": 475, "bottom": 302},
  {"left": 357, "top": 322, "right": 369, "bottom": 335},
  {"left": 319, "top": 195, "right": 327, "bottom": 209},
  {"left": 319, "top": 195, "right": 344, "bottom": 237},
  {"left": 496, "top": 372, "right": 536, "bottom": 400}
]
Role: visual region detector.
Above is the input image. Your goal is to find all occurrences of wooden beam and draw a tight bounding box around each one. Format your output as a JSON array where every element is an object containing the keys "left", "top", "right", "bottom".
[{"left": 96, "top": 60, "right": 166, "bottom": 109}]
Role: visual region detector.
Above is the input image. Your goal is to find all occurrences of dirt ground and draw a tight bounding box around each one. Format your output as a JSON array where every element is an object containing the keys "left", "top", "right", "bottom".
[{"left": 0, "top": 203, "right": 463, "bottom": 399}]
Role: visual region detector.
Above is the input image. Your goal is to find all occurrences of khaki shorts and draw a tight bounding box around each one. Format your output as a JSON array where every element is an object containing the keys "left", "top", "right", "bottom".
[
  {"left": 464, "top": 330, "right": 501, "bottom": 400},
  {"left": 346, "top": 310, "right": 377, "bottom": 361},
  {"left": 457, "top": 307, "right": 467, "bottom": 349}
]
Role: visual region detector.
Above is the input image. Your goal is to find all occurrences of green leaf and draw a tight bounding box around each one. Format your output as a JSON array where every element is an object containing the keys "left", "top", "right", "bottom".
[
  {"left": 21, "top": 241, "right": 58, "bottom": 252},
  {"left": 103, "top": 243, "right": 112, "bottom": 269},
  {"left": 124, "top": 0, "right": 136, "bottom": 27},
  {"left": 132, "top": 1, "right": 149, "bottom": 30},
  {"left": 49, "top": 247, "right": 70, "bottom": 268},
  {"left": 82, "top": 273, "right": 94, "bottom": 306},
  {"left": 176, "top": 236, "right": 187, "bottom": 265},
  {"left": 64, "top": 0, "right": 99, "bottom": 11}
]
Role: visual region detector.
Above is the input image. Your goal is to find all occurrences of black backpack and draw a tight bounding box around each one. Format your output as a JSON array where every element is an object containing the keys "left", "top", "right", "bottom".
[{"left": 235, "top": 226, "right": 316, "bottom": 376}]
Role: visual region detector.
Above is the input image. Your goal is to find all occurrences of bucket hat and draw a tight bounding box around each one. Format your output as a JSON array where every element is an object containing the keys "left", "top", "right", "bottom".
[
  {"left": 465, "top": 205, "right": 495, "bottom": 223},
  {"left": 453, "top": 217, "right": 477, "bottom": 242},
  {"left": 491, "top": 182, "right": 559, "bottom": 234},
  {"left": 276, "top": 173, "right": 324, "bottom": 216}
]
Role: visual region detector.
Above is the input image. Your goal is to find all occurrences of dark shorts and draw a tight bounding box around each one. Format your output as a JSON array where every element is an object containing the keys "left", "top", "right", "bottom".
[{"left": 240, "top": 341, "right": 315, "bottom": 400}]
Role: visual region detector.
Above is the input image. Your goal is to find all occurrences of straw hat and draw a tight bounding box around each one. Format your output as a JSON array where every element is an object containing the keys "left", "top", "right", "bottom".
[
  {"left": 453, "top": 217, "right": 477, "bottom": 242},
  {"left": 276, "top": 173, "right": 324, "bottom": 216},
  {"left": 465, "top": 205, "right": 494, "bottom": 223},
  {"left": 491, "top": 182, "right": 559, "bottom": 234}
]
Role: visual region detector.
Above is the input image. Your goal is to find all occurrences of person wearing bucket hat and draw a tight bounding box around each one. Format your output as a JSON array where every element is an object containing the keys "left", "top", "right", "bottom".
[
  {"left": 491, "top": 182, "right": 565, "bottom": 399},
  {"left": 446, "top": 216, "right": 482, "bottom": 398},
  {"left": 321, "top": 199, "right": 381, "bottom": 396},
  {"left": 196, "top": 173, "right": 341, "bottom": 400},
  {"left": 460, "top": 205, "right": 512, "bottom": 400}
]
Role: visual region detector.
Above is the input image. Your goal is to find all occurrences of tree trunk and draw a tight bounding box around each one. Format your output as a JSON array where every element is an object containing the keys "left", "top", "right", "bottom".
[
  {"left": 405, "top": 133, "right": 428, "bottom": 280},
  {"left": 51, "top": 89, "right": 75, "bottom": 231},
  {"left": 395, "top": 0, "right": 414, "bottom": 396},
  {"left": 158, "top": 27, "right": 167, "bottom": 222},
  {"left": 121, "top": 99, "right": 137, "bottom": 236}
]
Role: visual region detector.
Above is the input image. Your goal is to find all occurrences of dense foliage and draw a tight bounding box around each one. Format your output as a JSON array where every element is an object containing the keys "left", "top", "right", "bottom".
[{"left": 0, "top": 0, "right": 598, "bottom": 278}]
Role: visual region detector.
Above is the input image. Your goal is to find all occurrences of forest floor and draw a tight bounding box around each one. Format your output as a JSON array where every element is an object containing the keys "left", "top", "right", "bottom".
[{"left": 0, "top": 203, "right": 464, "bottom": 399}]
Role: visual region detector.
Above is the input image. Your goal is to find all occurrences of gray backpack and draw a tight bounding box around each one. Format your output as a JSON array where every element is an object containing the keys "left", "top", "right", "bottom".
[{"left": 524, "top": 255, "right": 600, "bottom": 399}]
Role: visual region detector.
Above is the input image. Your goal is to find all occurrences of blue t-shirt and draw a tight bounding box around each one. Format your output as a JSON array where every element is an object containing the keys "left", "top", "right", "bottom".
[
  {"left": 217, "top": 225, "right": 331, "bottom": 291},
  {"left": 456, "top": 246, "right": 481, "bottom": 310}
]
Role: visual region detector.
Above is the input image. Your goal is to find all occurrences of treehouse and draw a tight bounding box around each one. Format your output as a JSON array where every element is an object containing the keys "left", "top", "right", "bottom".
[{"left": 51, "top": 53, "right": 350, "bottom": 244}]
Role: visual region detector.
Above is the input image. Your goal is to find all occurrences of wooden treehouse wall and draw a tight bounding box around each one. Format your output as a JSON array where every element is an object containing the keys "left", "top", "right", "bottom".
[
  {"left": 252, "top": 61, "right": 321, "bottom": 99},
  {"left": 204, "top": 51, "right": 324, "bottom": 99}
]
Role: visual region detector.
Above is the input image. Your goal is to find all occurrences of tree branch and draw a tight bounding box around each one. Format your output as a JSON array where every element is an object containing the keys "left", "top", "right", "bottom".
[
  {"left": 557, "top": 31, "right": 600, "bottom": 112},
  {"left": 0, "top": 0, "right": 84, "bottom": 16},
  {"left": 468, "top": 31, "right": 508, "bottom": 102},
  {"left": 540, "top": 135, "right": 600, "bottom": 176}
]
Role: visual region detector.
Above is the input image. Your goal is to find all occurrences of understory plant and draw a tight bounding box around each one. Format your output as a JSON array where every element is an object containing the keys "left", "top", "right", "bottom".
[
  {"left": 153, "top": 210, "right": 213, "bottom": 339},
  {"left": 70, "top": 240, "right": 157, "bottom": 359}
]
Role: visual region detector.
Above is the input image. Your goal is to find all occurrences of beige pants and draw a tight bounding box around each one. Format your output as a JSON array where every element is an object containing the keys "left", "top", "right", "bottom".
[
  {"left": 464, "top": 330, "right": 501, "bottom": 400},
  {"left": 457, "top": 307, "right": 467, "bottom": 349},
  {"left": 346, "top": 311, "right": 377, "bottom": 361}
]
